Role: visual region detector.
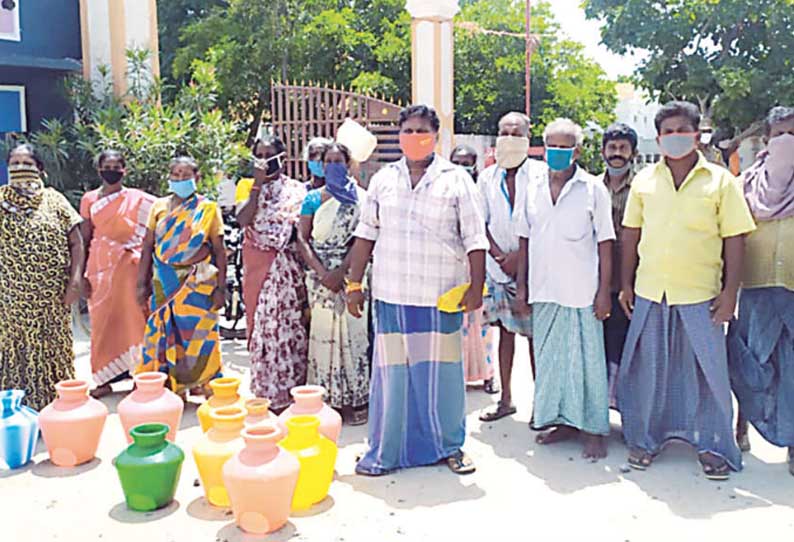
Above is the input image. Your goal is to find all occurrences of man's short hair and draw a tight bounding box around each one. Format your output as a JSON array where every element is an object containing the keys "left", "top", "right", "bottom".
[
  {"left": 399, "top": 104, "right": 441, "bottom": 132},
  {"left": 654, "top": 101, "right": 701, "bottom": 133},
  {"left": 543, "top": 118, "right": 584, "bottom": 146},
  {"left": 602, "top": 123, "right": 638, "bottom": 152},
  {"left": 499, "top": 112, "right": 531, "bottom": 136}
]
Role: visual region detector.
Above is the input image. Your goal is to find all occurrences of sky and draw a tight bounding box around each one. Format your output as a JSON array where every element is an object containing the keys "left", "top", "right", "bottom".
[{"left": 547, "top": 0, "right": 642, "bottom": 79}]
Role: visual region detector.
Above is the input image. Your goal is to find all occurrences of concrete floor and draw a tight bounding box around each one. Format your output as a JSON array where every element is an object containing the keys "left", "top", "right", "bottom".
[{"left": 3, "top": 330, "right": 794, "bottom": 542}]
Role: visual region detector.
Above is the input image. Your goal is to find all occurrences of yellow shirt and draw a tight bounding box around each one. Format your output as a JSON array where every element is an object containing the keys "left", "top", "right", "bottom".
[
  {"left": 623, "top": 153, "right": 756, "bottom": 305},
  {"left": 146, "top": 196, "right": 223, "bottom": 238},
  {"left": 742, "top": 217, "right": 794, "bottom": 291}
]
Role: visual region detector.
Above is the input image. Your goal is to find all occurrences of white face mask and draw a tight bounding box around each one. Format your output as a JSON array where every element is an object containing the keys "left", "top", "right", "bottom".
[
  {"left": 700, "top": 132, "right": 713, "bottom": 145},
  {"left": 495, "top": 136, "right": 529, "bottom": 169}
]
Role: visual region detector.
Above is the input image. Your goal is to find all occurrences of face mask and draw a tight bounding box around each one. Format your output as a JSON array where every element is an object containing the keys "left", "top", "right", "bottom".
[
  {"left": 700, "top": 132, "right": 713, "bottom": 145},
  {"left": 169, "top": 178, "right": 197, "bottom": 199},
  {"left": 399, "top": 133, "right": 436, "bottom": 161},
  {"left": 766, "top": 133, "right": 794, "bottom": 182},
  {"left": 307, "top": 160, "right": 325, "bottom": 178},
  {"left": 658, "top": 133, "right": 698, "bottom": 160},
  {"left": 545, "top": 147, "right": 575, "bottom": 171},
  {"left": 495, "top": 136, "right": 529, "bottom": 169},
  {"left": 606, "top": 163, "right": 632, "bottom": 177},
  {"left": 100, "top": 170, "right": 124, "bottom": 185},
  {"left": 462, "top": 165, "right": 477, "bottom": 178},
  {"left": 325, "top": 162, "right": 348, "bottom": 185},
  {"left": 254, "top": 153, "right": 285, "bottom": 177},
  {"left": 8, "top": 163, "right": 44, "bottom": 195},
  {"left": 324, "top": 162, "right": 358, "bottom": 205}
]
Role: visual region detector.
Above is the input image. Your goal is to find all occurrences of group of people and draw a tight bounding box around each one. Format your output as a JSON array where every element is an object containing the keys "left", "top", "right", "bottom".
[{"left": 1, "top": 100, "right": 792, "bottom": 482}]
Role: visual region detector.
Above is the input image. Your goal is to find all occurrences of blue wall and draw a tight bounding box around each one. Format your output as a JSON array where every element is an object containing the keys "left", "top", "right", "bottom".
[{"left": 0, "top": 0, "right": 81, "bottom": 60}]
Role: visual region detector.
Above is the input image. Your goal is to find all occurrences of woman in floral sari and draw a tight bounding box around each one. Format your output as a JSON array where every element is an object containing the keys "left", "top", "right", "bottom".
[
  {"left": 136, "top": 156, "right": 226, "bottom": 397},
  {"left": 81, "top": 150, "right": 156, "bottom": 397},
  {"left": 236, "top": 136, "right": 308, "bottom": 411},
  {"left": 297, "top": 143, "right": 369, "bottom": 425}
]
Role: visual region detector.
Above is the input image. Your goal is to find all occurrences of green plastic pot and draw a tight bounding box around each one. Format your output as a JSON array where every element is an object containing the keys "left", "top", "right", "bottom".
[{"left": 113, "top": 423, "right": 184, "bottom": 511}]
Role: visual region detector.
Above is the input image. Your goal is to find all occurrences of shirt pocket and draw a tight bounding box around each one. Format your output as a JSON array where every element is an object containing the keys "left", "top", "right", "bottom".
[
  {"left": 560, "top": 207, "right": 593, "bottom": 242},
  {"left": 682, "top": 196, "right": 718, "bottom": 234}
]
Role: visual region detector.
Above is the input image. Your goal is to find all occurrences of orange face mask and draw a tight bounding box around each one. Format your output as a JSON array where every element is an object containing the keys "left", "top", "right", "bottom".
[{"left": 399, "top": 133, "right": 436, "bottom": 161}]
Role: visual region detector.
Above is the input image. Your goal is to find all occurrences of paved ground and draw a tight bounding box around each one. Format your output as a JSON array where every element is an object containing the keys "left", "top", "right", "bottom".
[{"left": 3, "top": 329, "right": 794, "bottom": 542}]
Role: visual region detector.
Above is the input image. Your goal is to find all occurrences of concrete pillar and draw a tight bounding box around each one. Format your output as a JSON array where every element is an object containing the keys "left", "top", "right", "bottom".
[
  {"left": 406, "top": 0, "right": 459, "bottom": 158},
  {"left": 79, "top": 0, "right": 160, "bottom": 97}
]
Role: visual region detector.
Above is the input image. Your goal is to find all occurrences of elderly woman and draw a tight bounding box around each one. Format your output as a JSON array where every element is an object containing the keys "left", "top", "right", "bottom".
[
  {"left": 236, "top": 135, "right": 308, "bottom": 411},
  {"left": 136, "top": 156, "right": 226, "bottom": 397},
  {"left": 0, "top": 143, "right": 84, "bottom": 410},
  {"left": 297, "top": 142, "right": 369, "bottom": 425},
  {"left": 729, "top": 106, "right": 794, "bottom": 475},
  {"left": 303, "top": 137, "right": 333, "bottom": 190},
  {"left": 81, "top": 150, "right": 156, "bottom": 397}
]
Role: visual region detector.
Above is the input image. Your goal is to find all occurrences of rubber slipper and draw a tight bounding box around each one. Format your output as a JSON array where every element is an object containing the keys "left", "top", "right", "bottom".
[
  {"left": 479, "top": 402, "right": 517, "bottom": 422},
  {"left": 699, "top": 455, "right": 730, "bottom": 481},
  {"left": 483, "top": 379, "right": 500, "bottom": 395},
  {"left": 446, "top": 451, "right": 476, "bottom": 475},
  {"left": 627, "top": 449, "right": 654, "bottom": 471}
]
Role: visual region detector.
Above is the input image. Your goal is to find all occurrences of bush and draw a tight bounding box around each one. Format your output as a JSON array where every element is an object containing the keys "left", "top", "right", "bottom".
[{"left": 1, "top": 50, "right": 248, "bottom": 205}]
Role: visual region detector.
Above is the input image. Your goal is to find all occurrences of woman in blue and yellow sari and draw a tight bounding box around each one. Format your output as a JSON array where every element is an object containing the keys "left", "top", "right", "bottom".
[{"left": 136, "top": 157, "right": 227, "bottom": 397}]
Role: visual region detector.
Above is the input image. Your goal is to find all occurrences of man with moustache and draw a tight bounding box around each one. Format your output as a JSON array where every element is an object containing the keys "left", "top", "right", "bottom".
[{"left": 598, "top": 123, "right": 638, "bottom": 406}]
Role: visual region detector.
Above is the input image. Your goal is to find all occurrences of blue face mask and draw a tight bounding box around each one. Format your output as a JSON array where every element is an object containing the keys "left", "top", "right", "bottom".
[
  {"left": 545, "top": 147, "right": 576, "bottom": 171},
  {"left": 307, "top": 160, "right": 325, "bottom": 178},
  {"left": 324, "top": 162, "right": 358, "bottom": 205},
  {"left": 169, "top": 178, "right": 197, "bottom": 199}
]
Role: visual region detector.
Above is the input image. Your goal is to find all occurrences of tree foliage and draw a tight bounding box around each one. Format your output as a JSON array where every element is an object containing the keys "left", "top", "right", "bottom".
[
  {"left": 162, "top": 0, "right": 615, "bottom": 143},
  {"left": 584, "top": 0, "right": 794, "bottom": 133},
  {"left": 1, "top": 52, "right": 247, "bottom": 202},
  {"left": 455, "top": 0, "right": 616, "bottom": 138}
]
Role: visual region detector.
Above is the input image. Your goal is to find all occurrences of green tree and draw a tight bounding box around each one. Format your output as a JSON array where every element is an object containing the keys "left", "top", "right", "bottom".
[
  {"left": 2, "top": 52, "right": 247, "bottom": 201},
  {"left": 584, "top": 0, "right": 794, "bottom": 134},
  {"left": 455, "top": 0, "right": 617, "bottom": 141}
]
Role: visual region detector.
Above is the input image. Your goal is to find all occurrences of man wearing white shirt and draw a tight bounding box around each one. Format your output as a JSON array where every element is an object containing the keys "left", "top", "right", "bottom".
[
  {"left": 516, "top": 118, "right": 615, "bottom": 460},
  {"left": 478, "top": 112, "right": 536, "bottom": 423}
]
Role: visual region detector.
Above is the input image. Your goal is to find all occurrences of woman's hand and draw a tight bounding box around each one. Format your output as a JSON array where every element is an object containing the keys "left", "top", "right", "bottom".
[
  {"left": 80, "top": 277, "right": 93, "bottom": 300},
  {"left": 321, "top": 268, "right": 346, "bottom": 293},
  {"left": 593, "top": 288, "right": 611, "bottom": 321},
  {"left": 136, "top": 283, "right": 151, "bottom": 310},
  {"left": 212, "top": 286, "right": 226, "bottom": 311},
  {"left": 63, "top": 280, "right": 81, "bottom": 307}
]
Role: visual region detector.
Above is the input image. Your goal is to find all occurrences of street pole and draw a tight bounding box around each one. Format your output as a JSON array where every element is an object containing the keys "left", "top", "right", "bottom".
[{"left": 525, "top": 0, "right": 531, "bottom": 119}]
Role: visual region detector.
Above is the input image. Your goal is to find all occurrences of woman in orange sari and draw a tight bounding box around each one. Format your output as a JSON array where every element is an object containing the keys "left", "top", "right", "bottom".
[{"left": 80, "top": 150, "right": 156, "bottom": 397}]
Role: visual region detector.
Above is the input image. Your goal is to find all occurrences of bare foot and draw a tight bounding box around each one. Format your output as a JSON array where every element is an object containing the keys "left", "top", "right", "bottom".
[
  {"left": 582, "top": 433, "right": 607, "bottom": 460},
  {"left": 535, "top": 426, "right": 578, "bottom": 445}
]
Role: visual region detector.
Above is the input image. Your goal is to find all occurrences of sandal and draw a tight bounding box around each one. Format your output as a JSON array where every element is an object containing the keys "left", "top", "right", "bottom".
[
  {"left": 483, "top": 378, "right": 499, "bottom": 395},
  {"left": 699, "top": 453, "right": 731, "bottom": 481},
  {"left": 788, "top": 448, "right": 794, "bottom": 477},
  {"left": 90, "top": 384, "right": 112, "bottom": 399},
  {"left": 349, "top": 408, "right": 368, "bottom": 426},
  {"left": 627, "top": 448, "right": 654, "bottom": 471},
  {"left": 479, "top": 402, "right": 517, "bottom": 422},
  {"left": 446, "top": 451, "right": 476, "bottom": 475}
]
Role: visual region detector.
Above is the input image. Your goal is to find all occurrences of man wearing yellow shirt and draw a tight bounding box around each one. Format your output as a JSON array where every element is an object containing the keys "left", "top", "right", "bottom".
[{"left": 617, "top": 101, "right": 756, "bottom": 480}]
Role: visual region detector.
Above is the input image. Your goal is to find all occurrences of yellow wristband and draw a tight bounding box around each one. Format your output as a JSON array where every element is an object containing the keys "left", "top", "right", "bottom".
[{"left": 345, "top": 281, "right": 363, "bottom": 294}]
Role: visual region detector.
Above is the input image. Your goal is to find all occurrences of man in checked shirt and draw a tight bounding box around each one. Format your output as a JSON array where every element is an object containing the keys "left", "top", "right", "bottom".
[{"left": 346, "top": 105, "right": 489, "bottom": 476}]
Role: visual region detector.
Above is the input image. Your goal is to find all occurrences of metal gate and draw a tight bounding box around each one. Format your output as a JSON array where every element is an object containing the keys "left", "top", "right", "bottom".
[{"left": 269, "top": 81, "right": 403, "bottom": 181}]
